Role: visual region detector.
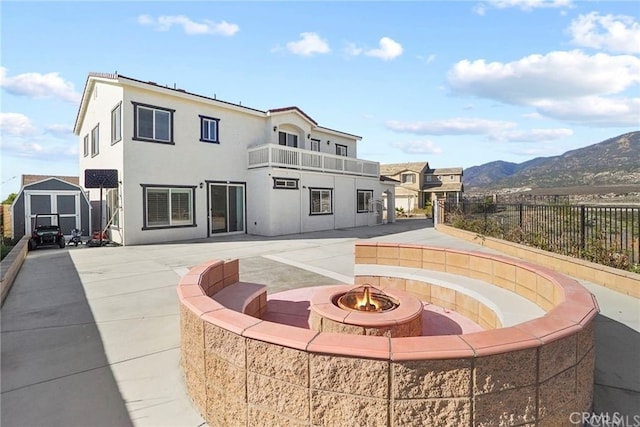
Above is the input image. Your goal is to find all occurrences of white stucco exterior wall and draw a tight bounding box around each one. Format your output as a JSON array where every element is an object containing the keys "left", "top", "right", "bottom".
[{"left": 75, "top": 75, "right": 393, "bottom": 245}]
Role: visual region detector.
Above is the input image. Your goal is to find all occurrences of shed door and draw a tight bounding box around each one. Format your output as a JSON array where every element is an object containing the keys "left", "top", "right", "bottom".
[{"left": 25, "top": 191, "right": 81, "bottom": 237}]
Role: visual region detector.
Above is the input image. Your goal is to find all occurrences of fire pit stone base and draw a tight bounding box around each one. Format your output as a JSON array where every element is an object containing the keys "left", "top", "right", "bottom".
[{"left": 309, "top": 284, "right": 423, "bottom": 337}]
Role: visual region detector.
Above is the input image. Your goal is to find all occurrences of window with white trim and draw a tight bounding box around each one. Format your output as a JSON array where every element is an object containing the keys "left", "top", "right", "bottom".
[
  {"left": 401, "top": 173, "right": 415, "bottom": 184},
  {"left": 200, "top": 115, "right": 220, "bottom": 143},
  {"left": 278, "top": 131, "right": 298, "bottom": 148},
  {"left": 357, "top": 190, "right": 373, "bottom": 213},
  {"left": 311, "top": 138, "right": 320, "bottom": 152},
  {"left": 143, "top": 186, "right": 195, "bottom": 228},
  {"left": 336, "top": 144, "right": 347, "bottom": 156},
  {"left": 111, "top": 103, "right": 122, "bottom": 144},
  {"left": 133, "top": 102, "right": 174, "bottom": 143},
  {"left": 91, "top": 124, "right": 99, "bottom": 157},
  {"left": 310, "top": 188, "right": 332, "bottom": 215},
  {"left": 273, "top": 177, "right": 299, "bottom": 189},
  {"left": 83, "top": 134, "right": 89, "bottom": 157}
]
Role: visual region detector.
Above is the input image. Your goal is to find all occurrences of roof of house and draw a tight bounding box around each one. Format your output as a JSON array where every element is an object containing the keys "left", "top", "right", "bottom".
[
  {"left": 75, "top": 73, "right": 361, "bottom": 139},
  {"left": 426, "top": 167, "right": 464, "bottom": 175},
  {"left": 21, "top": 175, "right": 79, "bottom": 187},
  {"left": 422, "top": 182, "right": 464, "bottom": 192},
  {"left": 379, "top": 162, "right": 429, "bottom": 176}
]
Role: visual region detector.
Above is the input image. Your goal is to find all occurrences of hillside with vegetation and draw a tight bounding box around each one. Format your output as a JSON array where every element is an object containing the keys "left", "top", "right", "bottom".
[{"left": 464, "top": 132, "right": 640, "bottom": 198}]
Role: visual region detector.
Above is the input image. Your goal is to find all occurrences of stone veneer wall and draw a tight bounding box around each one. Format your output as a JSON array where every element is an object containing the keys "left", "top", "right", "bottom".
[{"left": 178, "top": 244, "right": 599, "bottom": 426}]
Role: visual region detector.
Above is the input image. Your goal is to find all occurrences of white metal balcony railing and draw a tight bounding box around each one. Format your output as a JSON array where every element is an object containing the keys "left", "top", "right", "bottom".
[{"left": 247, "top": 144, "right": 380, "bottom": 177}]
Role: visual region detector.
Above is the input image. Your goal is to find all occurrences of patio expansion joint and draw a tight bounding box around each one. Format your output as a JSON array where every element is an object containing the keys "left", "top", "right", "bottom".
[{"left": 261, "top": 254, "right": 354, "bottom": 285}]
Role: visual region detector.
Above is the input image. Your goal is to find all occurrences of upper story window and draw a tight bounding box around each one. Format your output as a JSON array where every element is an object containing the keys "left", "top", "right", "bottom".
[
  {"left": 426, "top": 175, "right": 432, "bottom": 182},
  {"left": 111, "top": 103, "right": 122, "bottom": 144},
  {"left": 311, "top": 138, "right": 321, "bottom": 152},
  {"left": 401, "top": 173, "right": 415, "bottom": 184},
  {"left": 310, "top": 188, "right": 332, "bottom": 215},
  {"left": 278, "top": 131, "right": 298, "bottom": 148},
  {"left": 200, "top": 115, "right": 220, "bottom": 143},
  {"left": 336, "top": 144, "right": 347, "bottom": 156},
  {"left": 83, "top": 134, "right": 89, "bottom": 157},
  {"left": 91, "top": 124, "right": 99, "bottom": 157},
  {"left": 132, "top": 102, "right": 175, "bottom": 144}
]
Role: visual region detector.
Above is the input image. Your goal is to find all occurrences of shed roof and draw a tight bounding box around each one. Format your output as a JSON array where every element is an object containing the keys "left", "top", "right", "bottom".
[{"left": 22, "top": 175, "right": 79, "bottom": 187}]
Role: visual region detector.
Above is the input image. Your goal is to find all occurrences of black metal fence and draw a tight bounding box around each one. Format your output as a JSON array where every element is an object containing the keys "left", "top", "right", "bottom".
[{"left": 440, "top": 201, "right": 640, "bottom": 270}]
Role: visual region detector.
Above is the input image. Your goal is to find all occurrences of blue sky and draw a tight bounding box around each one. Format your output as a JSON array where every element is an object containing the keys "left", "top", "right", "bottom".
[{"left": 1, "top": 0, "right": 639, "bottom": 199}]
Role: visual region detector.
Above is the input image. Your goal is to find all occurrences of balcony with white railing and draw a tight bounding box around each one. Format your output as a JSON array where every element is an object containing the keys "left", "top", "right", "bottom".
[{"left": 247, "top": 144, "right": 380, "bottom": 177}]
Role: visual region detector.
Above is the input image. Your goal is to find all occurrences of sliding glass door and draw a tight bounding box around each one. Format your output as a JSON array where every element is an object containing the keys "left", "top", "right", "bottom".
[{"left": 209, "top": 183, "right": 245, "bottom": 235}]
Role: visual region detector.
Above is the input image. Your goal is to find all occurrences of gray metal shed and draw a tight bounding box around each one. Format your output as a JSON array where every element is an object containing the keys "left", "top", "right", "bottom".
[{"left": 11, "top": 176, "right": 91, "bottom": 240}]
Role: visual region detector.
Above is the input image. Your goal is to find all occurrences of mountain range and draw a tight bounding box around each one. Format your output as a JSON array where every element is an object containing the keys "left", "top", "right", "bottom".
[{"left": 464, "top": 131, "right": 640, "bottom": 193}]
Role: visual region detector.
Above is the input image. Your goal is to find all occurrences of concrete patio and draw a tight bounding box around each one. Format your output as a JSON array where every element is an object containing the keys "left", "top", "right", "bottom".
[{"left": 1, "top": 219, "right": 638, "bottom": 426}]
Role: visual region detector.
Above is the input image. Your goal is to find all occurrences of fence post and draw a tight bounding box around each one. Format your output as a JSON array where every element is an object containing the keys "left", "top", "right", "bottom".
[
  {"left": 519, "top": 204, "right": 523, "bottom": 229},
  {"left": 580, "top": 205, "right": 586, "bottom": 252}
]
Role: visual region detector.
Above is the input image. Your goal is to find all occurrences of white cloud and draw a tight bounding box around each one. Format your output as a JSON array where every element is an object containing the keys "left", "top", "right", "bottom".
[
  {"left": 448, "top": 51, "right": 640, "bottom": 104},
  {"left": 137, "top": 14, "right": 239, "bottom": 36},
  {"left": 488, "top": 128, "right": 574, "bottom": 142},
  {"left": 286, "top": 32, "right": 331, "bottom": 56},
  {"left": 569, "top": 12, "right": 640, "bottom": 54},
  {"left": 365, "top": 37, "right": 403, "bottom": 61},
  {"left": 0, "top": 112, "right": 77, "bottom": 160},
  {"left": 343, "top": 42, "right": 363, "bottom": 57},
  {"left": 45, "top": 124, "right": 74, "bottom": 137},
  {"left": 391, "top": 140, "right": 442, "bottom": 155},
  {"left": 536, "top": 96, "right": 640, "bottom": 127},
  {"left": 386, "top": 117, "right": 516, "bottom": 135},
  {"left": 480, "top": 0, "right": 573, "bottom": 12},
  {"left": 446, "top": 50, "right": 640, "bottom": 126},
  {"left": 0, "top": 113, "right": 38, "bottom": 136},
  {"left": 0, "top": 67, "right": 81, "bottom": 103}
]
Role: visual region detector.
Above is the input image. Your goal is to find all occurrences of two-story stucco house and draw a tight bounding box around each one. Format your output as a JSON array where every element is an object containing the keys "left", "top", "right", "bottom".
[
  {"left": 73, "top": 73, "right": 395, "bottom": 245},
  {"left": 380, "top": 162, "right": 463, "bottom": 213}
]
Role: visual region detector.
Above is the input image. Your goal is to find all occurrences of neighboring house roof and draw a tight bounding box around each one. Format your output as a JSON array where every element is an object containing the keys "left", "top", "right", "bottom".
[
  {"left": 74, "top": 73, "right": 361, "bottom": 140},
  {"left": 379, "top": 175, "right": 400, "bottom": 183},
  {"left": 21, "top": 175, "right": 79, "bottom": 187},
  {"left": 379, "top": 162, "right": 429, "bottom": 176},
  {"left": 422, "top": 182, "right": 464, "bottom": 192},
  {"left": 426, "top": 167, "right": 463, "bottom": 175}
]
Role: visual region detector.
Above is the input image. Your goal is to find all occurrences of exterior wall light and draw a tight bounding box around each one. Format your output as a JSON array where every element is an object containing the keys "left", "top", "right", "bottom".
[{"left": 273, "top": 126, "right": 277, "bottom": 132}]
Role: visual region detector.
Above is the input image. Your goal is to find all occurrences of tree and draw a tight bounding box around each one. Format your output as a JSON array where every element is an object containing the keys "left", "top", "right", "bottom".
[{"left": 2, "top": 193, "right": 17, "bottom": 205}]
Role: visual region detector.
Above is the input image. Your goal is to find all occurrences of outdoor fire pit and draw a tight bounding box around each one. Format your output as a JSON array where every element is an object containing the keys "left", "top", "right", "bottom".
[
  {"left": 309, "top": 284, "right": 423, "bottom": 337},
  {"left": 336, "top": 285, "right": 398, "bottom": 312}
]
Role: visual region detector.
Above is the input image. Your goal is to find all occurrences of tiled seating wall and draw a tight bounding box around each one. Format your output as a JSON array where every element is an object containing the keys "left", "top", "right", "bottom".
[
  {"left": 437, "top": 223, "right": 640, "bottom": 298},
  {"left": 178, "top": 244, "right": 599, "bottom": 426}
]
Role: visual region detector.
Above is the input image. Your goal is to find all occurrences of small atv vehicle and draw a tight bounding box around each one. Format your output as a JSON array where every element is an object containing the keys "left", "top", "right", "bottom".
[{"left": 28, "top": 213, "right": 66, "bottom": 250}]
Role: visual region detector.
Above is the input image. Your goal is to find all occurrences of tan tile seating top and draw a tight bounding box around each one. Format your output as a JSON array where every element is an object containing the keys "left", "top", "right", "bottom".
[
  {"left": 354, "top": 264, "right": 545, "bottom": 326},
  {"left": 212, "top": 281, "right": 267, "bottom": 314}
]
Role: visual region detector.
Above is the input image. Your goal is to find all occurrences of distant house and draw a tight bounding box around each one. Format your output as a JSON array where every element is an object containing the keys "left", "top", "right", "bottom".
[
  {"left": 380, "top": 162, "right": 463, "bottom": 212},
  {"left": 72, "top": 73, "right": 395, "bottom": 245},
  {"left": 10, "top": 175, "right": 92, "bottom": 239},
  {"left": 423, "top": 166, "right": 464, "bottom": 203}
]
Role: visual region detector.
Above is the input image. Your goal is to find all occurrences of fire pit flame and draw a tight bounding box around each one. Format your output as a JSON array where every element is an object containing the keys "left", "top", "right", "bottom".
[{"left": 336, "top": 285, "right": 399, "bottom": 313}]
